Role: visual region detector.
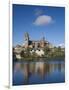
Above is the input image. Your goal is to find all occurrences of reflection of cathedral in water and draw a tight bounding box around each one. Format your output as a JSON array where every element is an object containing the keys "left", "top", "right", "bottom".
[{"left": 13, "top": 61, "right": 65, "bottom": 84}]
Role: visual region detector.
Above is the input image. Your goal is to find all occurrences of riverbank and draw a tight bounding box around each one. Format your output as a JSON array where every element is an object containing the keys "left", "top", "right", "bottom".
[{"left": 14, "top": 55, "right": 65, "bottom": 62}]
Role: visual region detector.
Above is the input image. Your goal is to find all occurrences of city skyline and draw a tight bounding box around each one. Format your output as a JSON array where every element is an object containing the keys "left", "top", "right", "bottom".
[{"left": 13, "top": 4, "right": 65, "bottom": 47}]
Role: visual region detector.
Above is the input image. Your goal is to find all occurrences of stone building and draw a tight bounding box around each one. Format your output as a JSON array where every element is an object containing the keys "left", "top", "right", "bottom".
[
  {"left": 13, "top": 32, "right": 53, "bottom": 59},
  {"left": 23, "top": 32, "right": 52, "bottom": 49}
]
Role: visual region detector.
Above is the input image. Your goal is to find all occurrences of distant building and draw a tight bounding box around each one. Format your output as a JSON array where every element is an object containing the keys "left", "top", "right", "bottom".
[
  {"left": 23, "top": 32, "right": 52, "bottom": 49},
  {"left": 14, "top": 32, "right": 54, "bottom": 58}
]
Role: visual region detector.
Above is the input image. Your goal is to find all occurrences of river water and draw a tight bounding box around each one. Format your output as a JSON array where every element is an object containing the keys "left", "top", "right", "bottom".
[{"left": 13, "top": 58, "right": 65, "bottom": 85}]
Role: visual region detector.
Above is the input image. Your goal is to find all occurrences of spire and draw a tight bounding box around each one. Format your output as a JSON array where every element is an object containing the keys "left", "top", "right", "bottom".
[{"left": 42, "top": 32, "right": 45, "bottom": 41}]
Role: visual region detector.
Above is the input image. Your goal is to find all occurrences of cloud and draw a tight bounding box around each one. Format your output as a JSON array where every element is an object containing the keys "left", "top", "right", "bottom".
[
  {"left": 33, "top": 15, "right": 53, "bottom": 26},
  {"left": 58, "top": 43, "right": 65, "bottom": 48}
]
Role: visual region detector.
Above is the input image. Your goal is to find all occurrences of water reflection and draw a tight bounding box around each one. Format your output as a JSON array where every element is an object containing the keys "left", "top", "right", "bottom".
[{"left": 13, "top": 59, "right": 65, "bottom": 85}]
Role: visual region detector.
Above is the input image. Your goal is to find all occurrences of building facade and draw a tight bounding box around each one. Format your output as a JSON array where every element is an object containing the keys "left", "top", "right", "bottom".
[
  {"left": 23, "top": 32, "right": 52, "bottom": 49},
  {"left": 13, "top": 32, "right": 53, "bottom": 59}
]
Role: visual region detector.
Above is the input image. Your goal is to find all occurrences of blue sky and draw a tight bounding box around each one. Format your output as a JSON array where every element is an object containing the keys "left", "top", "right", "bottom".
[{"left": 13, "top": 4, "right": 65, "bottom": 47}]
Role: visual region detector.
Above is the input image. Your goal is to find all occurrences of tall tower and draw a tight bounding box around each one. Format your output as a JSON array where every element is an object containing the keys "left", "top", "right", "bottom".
[
  {"left": 42, "top": 32, "right": 45, "bottom": 41},
  {"left": 24, "top": 32, "right": 29, "bottom": 48},
  {"left": 40, "top": 32, "right": 45, "bottom": 48}
]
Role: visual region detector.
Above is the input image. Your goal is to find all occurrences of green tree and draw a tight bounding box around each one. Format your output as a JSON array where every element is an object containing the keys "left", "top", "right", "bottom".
[
  {"left": 20, "top": 50, "right": 25, "bottom": 57},
  {"left": 44, "top": 47, "right": 51, "bottom": 56}
]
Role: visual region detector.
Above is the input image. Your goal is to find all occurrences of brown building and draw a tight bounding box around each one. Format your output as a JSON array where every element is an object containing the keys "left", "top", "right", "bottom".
[{"left": 24, "top": 32, "right": 52, "bottom": 49}]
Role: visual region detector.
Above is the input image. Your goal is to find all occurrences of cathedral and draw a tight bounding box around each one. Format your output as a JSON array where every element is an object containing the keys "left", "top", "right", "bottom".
[
  {"left": 14, "top": 32, "right": 53, "bottom": 59},
  {"left": 23, "top": 32, "right": 51, "bottom": 49}
]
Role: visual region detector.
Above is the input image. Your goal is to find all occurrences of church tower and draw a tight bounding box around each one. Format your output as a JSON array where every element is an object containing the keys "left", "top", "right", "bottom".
[
  {"left": 24, "top": 32, "right": 29, "bottom": 48},
  {"left": 40, "top": 33, "right": 45, "bottom": 48}
]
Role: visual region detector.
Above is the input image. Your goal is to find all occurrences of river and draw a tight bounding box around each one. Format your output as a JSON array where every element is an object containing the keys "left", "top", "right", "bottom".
[{"left": 13, "top": 58, "right": 65, "bottom": 85}]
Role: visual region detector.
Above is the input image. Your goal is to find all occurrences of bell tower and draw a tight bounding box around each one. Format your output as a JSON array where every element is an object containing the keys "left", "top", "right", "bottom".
[
  {"left": 40, "top": 32, "right": 45, "bottom": 48},
  {"left": 24, "top": 32, "right": 29, "bottom": 48}
]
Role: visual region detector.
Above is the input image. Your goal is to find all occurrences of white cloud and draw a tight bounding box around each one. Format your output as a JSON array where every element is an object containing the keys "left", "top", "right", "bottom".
[
  {"left": 33, "top": 15, "right": 53, "bottom": 26},
  {"left": 58, "top": 43, "right": 65, "bottom": 48}
]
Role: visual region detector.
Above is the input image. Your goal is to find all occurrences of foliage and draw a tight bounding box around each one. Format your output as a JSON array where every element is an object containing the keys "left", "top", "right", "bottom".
[{"left": 19, "top": 46, "right": 65, "bottom": 60}]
